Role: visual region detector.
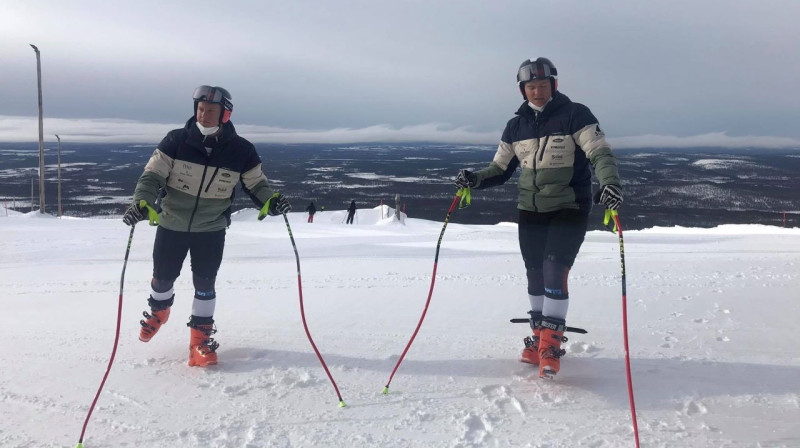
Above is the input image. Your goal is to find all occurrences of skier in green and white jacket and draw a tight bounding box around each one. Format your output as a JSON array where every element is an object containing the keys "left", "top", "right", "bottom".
[
  {"left": 122, "top": 85, "right": 291, "bottom": 367},
  {"left": 455, "top": 58, "right": 623, "bottom": 378}
]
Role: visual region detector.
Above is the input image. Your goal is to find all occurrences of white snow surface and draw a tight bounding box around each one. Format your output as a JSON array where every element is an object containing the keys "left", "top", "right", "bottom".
[{"left": 1, "top": 205, "right": 799, "bottom": 447}]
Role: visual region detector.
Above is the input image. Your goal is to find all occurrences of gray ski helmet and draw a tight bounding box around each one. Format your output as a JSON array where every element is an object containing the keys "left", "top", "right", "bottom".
[
  {"left": 192, "top": 85, "right": 233, "bottom": 123},
  {"left": 517, "top": 58, "right": 558, "bottom": 99}
]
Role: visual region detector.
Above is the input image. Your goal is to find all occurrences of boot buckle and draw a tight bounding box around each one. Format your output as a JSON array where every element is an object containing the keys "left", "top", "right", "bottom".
[{"left": 523, "top": 335, "right": 539, "bottom": 348}]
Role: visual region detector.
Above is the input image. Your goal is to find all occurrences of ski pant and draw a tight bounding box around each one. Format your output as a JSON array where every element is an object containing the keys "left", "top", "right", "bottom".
[
  {"left": 151, "top": 226, "right": 226, "bottom": 317},
  {"left": 346, "top": 212, "right": 355, "bottom": 224},
  {"left": 518, "top": 208, "right": 588, "bottom": 301}
]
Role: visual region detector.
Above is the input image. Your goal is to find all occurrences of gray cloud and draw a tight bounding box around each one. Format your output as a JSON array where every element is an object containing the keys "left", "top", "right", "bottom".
[{"left": 2, "top": 0, "right": 800, "bottom": 142}]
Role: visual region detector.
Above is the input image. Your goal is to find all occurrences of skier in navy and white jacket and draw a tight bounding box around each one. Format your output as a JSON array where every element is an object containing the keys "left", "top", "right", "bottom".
[
  {"left": 454, "top": 58, "right": 623, "bottom": 378},
  {"left": 122, "top": 85, "right": 292, "bottom": 367}
]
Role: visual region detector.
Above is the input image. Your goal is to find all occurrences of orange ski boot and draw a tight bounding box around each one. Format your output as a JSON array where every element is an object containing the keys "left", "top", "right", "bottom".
[
  {"left": 520, "top": 311, "right": 542, "bottom": 364},
  {"left": 520, "top": 328, "right": 541, "bottom": 364},
  {"left": 538, "top": 317, "right": 568, "bottom": 378},
  {"left": 139, "top": 308, "right": 171, "bottom": 342},
  {"left": 188, "top": 319, "right": 219, "bottom": 367}
]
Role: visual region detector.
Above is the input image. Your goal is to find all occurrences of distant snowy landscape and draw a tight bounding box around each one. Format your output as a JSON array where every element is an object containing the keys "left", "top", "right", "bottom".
[
  {"left": 3, "top": 142, "right": 800, "bottom": 230},
  {"left": 1, "top": 205, "right": 799, "bottom": 447}
]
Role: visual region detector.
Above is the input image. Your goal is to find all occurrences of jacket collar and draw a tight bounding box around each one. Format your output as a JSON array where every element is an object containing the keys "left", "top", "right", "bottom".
[
  {"left": 515, "top": 91, "right": 571, "bottom": 120},
  {"left": 183, "top": 117, "right": 237, "bottom": 149}
]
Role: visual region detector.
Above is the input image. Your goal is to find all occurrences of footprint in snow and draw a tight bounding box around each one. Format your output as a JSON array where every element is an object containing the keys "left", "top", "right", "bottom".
[
  {"left": 222, "top": 385, "right": 248, "bottom": 396},
  {"left": 278, "top": 370, "right": 318, "bottom": 388},
  {"left": 680, "top": 399, "right": 708, "bottom": 416},
  {"left": 459, "top": 412, "right": 493, "bottom": 445},
  {"left": 480, "top": 385, "right": 525, "bottom": 416},
  {"left": 660, "top": 334, "right": 678, "bottom": 348}
]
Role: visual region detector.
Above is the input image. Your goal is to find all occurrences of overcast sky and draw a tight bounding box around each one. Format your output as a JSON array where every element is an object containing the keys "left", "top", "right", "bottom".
[{"left": 2, "top": 0, "right": 799, "bottom": 146}]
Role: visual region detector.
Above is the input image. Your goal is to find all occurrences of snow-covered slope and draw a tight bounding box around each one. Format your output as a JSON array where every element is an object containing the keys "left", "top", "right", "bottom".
[{"left": 1, "top": 206, "right": 798, "bottom": 447}]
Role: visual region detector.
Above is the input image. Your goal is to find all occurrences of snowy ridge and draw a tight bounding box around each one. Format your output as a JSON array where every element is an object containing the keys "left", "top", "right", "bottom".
[{"left": 1, "top": 207, "right": 799, "bottom": 447}]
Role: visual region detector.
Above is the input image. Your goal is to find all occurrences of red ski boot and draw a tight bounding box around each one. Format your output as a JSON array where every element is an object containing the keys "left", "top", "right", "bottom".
[
  {"left": 538, "top": 317, "right": 568, "bottom": 378},
  {"left": 520, "top": 311, "right": 542, "bottom": 364},
  {"left": 188, "top": 319, "right": 219, "bottom": 367},
  {"left": 520, "top": 328, "right": 541, "bottom": 364},
  {"left": 139, "top": 296, "right": 174, "bottom": 342},
  {"left": 139, "top": 308, "right": 171, "bottom": 342}
]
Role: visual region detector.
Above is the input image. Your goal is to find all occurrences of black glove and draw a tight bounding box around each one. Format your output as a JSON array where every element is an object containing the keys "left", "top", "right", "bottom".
[
  {"left": 593, "top": 184, "right": 623, "bottom": 210},
  {"left": 268, "top": 194, "right": 292, "bottom": 216},
  {"left": 454, "top": 169, "right": 477, "bottom": 189},
  {"left": 122, "top": 202, "right": 146, "bottom": 226}
]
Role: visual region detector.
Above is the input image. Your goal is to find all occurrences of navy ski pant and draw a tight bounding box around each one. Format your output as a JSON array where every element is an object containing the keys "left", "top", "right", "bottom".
[
  {"left": 152, "top": 226, "right": 226, "bottom": 286},
  {"left": 518, "top": 208, "right": 588, "bottom": 299}
]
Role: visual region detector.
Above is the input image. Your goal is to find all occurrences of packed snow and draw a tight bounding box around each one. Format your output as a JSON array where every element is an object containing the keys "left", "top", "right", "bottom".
[{"left": 1, "top": 204, "right": 799, "bottom": 447}]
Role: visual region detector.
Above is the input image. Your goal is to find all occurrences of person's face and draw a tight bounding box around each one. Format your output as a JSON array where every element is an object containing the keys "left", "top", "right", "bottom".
[
  {"left": 196, "top": 101, "right": 222, "bottom": 127},
  {"left": 524, "top": 79, "right": 553, "bottom": 107}
]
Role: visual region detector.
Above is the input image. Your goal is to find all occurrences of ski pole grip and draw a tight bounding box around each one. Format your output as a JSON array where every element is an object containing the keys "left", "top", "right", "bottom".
[
  {"left": 603, "top": 209, "right": 619, "bottom": 233},
  {"left": 139, "top": 200, "right": 159, "bottom": 226},
  {"left": 457, "top": 187, "right": 471, "bottom": 209},
  {"left": 258, "top": 192, "right": 281, "bottom": 221}
]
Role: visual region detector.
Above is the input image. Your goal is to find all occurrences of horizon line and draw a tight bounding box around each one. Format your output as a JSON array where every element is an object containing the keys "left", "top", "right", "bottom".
[{"left": 1, "top": 115, "right": 800, "bottom": 149}]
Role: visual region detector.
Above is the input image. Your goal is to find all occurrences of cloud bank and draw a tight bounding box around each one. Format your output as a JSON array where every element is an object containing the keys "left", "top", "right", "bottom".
[{"left": 1, "top": 115, "right": 799, "bottom": 149}]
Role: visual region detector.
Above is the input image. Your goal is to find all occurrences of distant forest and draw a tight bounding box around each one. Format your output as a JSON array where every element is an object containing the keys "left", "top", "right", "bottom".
[{"left": 1, "top": 142, "right": 798, "bottom": 230}]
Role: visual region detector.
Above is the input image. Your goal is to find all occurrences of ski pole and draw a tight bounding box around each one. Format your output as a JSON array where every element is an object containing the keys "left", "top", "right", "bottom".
[
  {"left": 382, "top": 188, "right": 469, "bottom": 394},
  {"left": 260, "top": 194, "right": 346, "bottom": 407},
  {"left": 605, "top": 209, "right": 641, "bottom": 448},
  {"left": 75, "top": 224, "right": 136, "bottom": 448}
]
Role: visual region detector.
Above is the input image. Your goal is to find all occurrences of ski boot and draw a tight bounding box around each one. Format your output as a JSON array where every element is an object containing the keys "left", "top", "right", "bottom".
[
  {"left": 538, "top": 317, "right": 568, "bottom": 378},
  {"left": 139, "top": 296, "right": 174, "bottom": 342},
  {"left": 188, "top": 317, "right": 219, "bottom": 367},
  {"left": 520, "top": 311, "right": 542, "bottom": 364}
]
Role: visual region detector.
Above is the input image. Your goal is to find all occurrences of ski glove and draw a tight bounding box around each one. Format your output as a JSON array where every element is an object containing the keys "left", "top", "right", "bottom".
[
  {"left": 454, "top": 169, "right": 477, "bottom": 189},
  {"left": 122, "top": 202, "right": 147, "bottom": 226},
  {"left": 593, "top": 184, "right": 623, "bottom": 210},
  {"left": 268, "top": 194, "right": 292, "bottom": 216}
]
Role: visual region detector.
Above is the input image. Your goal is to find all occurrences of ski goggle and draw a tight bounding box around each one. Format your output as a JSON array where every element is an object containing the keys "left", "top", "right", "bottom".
[
  {"left": 192, "top": 85, "right": 232, "bottom": 109},
  {"left": 517, "top": 60, "right": 557, "bottom": 83}
]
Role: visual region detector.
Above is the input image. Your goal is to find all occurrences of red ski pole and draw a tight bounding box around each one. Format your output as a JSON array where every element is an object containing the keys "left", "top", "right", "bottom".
[
  {"left": 605, "top": 210, "right": 641, "bottom": 448},
  {"left": 260, "top": 194, "right": 346, "bottom": 407},
  {"left": 382, "top": 188, "right": 469, "bottom": 394},
  {"left": 75, "top": 224, "right": 136, "bottom": 448}
]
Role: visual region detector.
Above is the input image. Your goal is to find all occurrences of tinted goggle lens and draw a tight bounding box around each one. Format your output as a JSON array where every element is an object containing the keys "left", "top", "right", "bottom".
[
  {"left": 193, "top": 85, "right": 227, "bottom": 103},
  {"left": 517, "top": 63, "right": 554, "bottom": 83}
]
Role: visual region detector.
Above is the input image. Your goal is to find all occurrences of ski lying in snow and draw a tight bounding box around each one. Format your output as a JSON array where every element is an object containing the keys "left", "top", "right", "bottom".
[{"left": 509, "top": 319, "right": 588, "bottom": 334}]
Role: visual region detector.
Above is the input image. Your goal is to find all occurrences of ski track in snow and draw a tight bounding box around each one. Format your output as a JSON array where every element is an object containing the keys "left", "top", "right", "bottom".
[{"left": 1, "top": 208, "right": 799, "bottom": 447}]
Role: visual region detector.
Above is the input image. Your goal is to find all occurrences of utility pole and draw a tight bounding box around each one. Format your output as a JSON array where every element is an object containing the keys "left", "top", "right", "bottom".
[
  {"left": 55, "top": 134, "right": 63, "bottom": 217},
  {"left": 30, "top": 44, "right": 45, "bottom": 214}
]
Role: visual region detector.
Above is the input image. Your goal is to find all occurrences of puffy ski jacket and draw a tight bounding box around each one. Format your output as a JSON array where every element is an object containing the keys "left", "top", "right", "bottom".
[
  {"left": 474, "top": 92, "right": 620, "bottom": 213},
  {"left": 133, "top": 117, "right": 274, "bottom": 232}
]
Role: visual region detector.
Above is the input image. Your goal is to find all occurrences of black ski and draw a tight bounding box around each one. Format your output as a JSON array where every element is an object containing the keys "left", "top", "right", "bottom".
[{"left": 509, "top": 318, "right": 588, "bottom": 334}]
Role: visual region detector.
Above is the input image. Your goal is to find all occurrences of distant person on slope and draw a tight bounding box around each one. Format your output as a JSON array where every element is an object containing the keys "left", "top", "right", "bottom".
[
  {"left": 454, "top": 58, "right": 622, "bottom": 378},
  {"left": 122, "top": 85, "right": 291, "bottom": 367},
  {"left": 346, "top": 200, "right": 357, "bottom": 224},
  {"left": 306, "top": 201, "right": 317, "bottom": 223}
]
